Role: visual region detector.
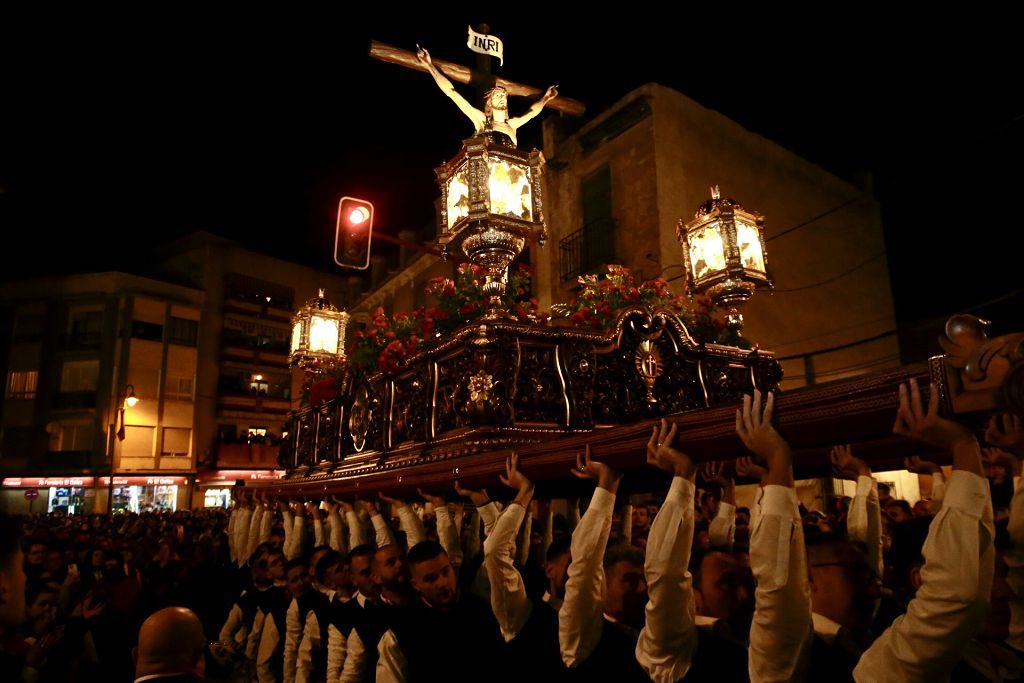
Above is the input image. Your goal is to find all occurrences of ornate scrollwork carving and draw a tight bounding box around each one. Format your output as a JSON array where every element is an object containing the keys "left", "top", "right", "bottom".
[
  {"left": 513, "top": 343, "right": 564, "bottom": 425},
  {"left": 316, "top": 401, "right": 340, "bottom": 464},
  {"left": 933, "top": 314, "right": 1024, "bottom": 416}
]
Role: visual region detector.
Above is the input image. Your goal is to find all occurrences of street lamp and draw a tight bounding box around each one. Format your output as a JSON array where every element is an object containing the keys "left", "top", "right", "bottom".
[
  {"left": 290, "top": 289, "right": 349, "bottom": 371},
  {"left": 109, "top": 384, "right": 140, "bottom": 512},
  {"left": 677, "top": 186, "right": 772, "bottom": 333},
  {"left": 435, "top": 135, "right": 547, "bottom": 318}
]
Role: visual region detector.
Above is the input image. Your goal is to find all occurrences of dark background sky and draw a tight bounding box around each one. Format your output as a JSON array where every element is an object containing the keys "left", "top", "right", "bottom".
[{"left": 2, "top": 11, "right": 1022, "bottom": 341}]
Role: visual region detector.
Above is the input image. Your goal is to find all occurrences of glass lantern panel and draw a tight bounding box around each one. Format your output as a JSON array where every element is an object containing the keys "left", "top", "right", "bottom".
[
  {"left": 290, "top": 321, "right": 303, "bottom": 353},
  {"left": 487, "top": 158, "right": 532, "bottom": 220},
  {"left": 688, "top": 222, "right": 727, "bottom": 280},
  {"left": 446, "top": 164, "right": 470, "bottom": 228},
  {"left": 308, "top": 316, "right": 339, "bottom": 355},
  {"left": 736, "top": 220, "right": 766, "bottom": 273}
]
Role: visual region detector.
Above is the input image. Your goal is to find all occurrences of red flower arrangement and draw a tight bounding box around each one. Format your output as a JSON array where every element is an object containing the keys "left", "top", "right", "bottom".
[{"left": 560, "top": 265, "right": 748, "bottom": 348}]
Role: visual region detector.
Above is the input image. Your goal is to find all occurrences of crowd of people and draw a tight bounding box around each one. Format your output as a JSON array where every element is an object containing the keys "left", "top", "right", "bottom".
[{"left": 1, "top": 379, "right": 1023, "bottom": 682}]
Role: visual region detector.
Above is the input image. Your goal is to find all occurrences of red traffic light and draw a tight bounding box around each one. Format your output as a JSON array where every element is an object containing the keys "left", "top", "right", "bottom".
[{"left": 334, "top": 197, "right": 374, "bottom": 269}]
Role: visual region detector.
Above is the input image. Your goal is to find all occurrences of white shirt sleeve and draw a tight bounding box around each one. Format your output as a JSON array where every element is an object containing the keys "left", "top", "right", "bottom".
[
  {"left": 435, "top": 505, "right": 463, "bottom": 570},
  {"left": 247, "top": 608, "right": 267, "bottom": 662},
  {"left": 515, "top": 505, "right": 533, "bottom": 567},
  {"left": 295, "top": 610, "right": 321, "bottom": 683},
  {"left": 483, "top": 502, "right": 533, "bottom": 641},
  {"left": 235, "top": 508, "right": 253, "bottom": 567},
  {"left": 846, "top": 475, "right": 883, "bottom": 579},
  {"left": 930, "top": 471, "right": 946, "bottom": 512},
  {"left": 375, "top": 629, "right": 408, "bottom": 683},
  {"left": 559, "top": 485, "right": 616, "bottom": 668},
  {"left": 854, "top": 470, "right": 995, "bottom": 683},
  {"left": 346, "top": 510, "right": 369, "bottom": 548},
  {"left": 636, "top": 477, "right": 699, "bottom": 683},
  {"left": 328, "top": 510, "right": 346, "bottom": 553},
  {"left": 339, "top": 626, "right": 365, "bottom": 683},
  {"left": 478, "top": 501, "right": 500, "bottom": 537},
  {"left": 255, "top": 610, "right": 279, "bottom": 683},
  {"left": 708, "top": 501, "right": 736, "bottom": 550},
  {"left": 288, "top": 514, "right": 307, "bottom": 561},
  {"left": 371, "top": 513, "right": 397, "bottom": 549},
  {"left": 227, "top": 508, "right": 238, "bottom": 562},
  {"left": 314, "top": 516, "right": 326, "bottom": 548},
  {"left": 397, "top": 505, "right": 426, "bottom": 548},
  {"left": 326, "top": 623, "right": 349, "bottom": 683},
  {"left": 282, "top": 508, "right": 294, "bottom": 558},
  {"left": 462, "top": 507, "right": 481, "bottom": 561},
  {"left": 246, "top": 506, "right": 265, "bottom": 561},
  {"left": 258, "top": 505, "right": 273, "bottom": 547},
  {"left": 283, "top": 599, "right": 301, "bottom": 683},
  {"left": 218, "top": 602, "right": 245, "bottom": 645},
  {"left": 748, "top": 485, "right": 813, "bottom": 683}
]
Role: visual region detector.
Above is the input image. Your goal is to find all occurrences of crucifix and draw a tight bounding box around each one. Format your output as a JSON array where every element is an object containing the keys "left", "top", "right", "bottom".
[{"left": 369, "top": 28, "right": 585, "bottom": 147}]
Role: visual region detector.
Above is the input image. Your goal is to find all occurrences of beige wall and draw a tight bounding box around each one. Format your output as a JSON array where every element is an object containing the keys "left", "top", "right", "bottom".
[{"left": 537, "top": 83, "right": 898, "bottom": 390}]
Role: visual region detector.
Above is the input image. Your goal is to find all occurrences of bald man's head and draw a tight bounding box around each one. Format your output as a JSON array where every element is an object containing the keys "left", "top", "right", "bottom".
[{"left": 135, "top": 607, "right": 205, "bottom": 677}]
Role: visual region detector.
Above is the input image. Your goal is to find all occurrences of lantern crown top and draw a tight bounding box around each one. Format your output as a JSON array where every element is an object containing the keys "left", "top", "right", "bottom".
[
  {"left": 694, "top": 185, "right": 750, "bottom": 220},
  {"left": 301, "top": 289, "right": 339, "bottom": 314}
]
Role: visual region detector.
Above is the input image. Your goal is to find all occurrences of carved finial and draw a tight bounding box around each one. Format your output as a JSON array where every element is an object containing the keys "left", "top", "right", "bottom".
[
  {"left": 710, "top": 185, "right": 720, "bottom": 200},
  {"left": 318, "top": 288, "right": 325, "bottom": 298}
]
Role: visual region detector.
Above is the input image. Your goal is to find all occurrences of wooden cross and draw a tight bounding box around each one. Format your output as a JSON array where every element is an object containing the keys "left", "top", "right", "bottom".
[{"left": 368, "top": 39, "right": 585, "bottom": 117}]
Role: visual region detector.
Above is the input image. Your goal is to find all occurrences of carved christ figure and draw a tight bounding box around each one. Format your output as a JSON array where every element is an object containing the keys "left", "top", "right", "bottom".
[{"left": 416, "top": 46, "right": 558, "bottom": 147}]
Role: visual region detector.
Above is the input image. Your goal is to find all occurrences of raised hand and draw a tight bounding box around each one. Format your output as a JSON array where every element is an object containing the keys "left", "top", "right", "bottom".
[
  {"left": 499, "top": 453, "right": 534, "bottom": 492},
  {"left": 358, "top": 499, "right": 378, "bottom": 516},
  {"left": 983, "top": 447, "right": 1020, "bottom": 477},
  {"left": 415, "top": 45, "right": 431, "bottom": 65},
  {"left": 454, "top": 480, "right": 490, "bottom": 507},
  {"left": 543, "top": 85, "right": 559, "bottom": 101},
  {"left": 830, "top": 444, "right": 871, "bottom": 480},
  {"left": 986, "top": 413, "right": 1024, "bottom": 457},
  {"left": 701, "top": 460, "right": 736, "bottom": 504},
  {"left": 736, "top": 389, "right": 792, "bottom": 486},
  {"left": 894, "top": 379, "right": 981, "bottom": 475},
  {"left": 305, "top": 501, "right": 319, "bottom": 517},
  {"left": 701, "top": 461, "right": 731, "bottom": 487},
  {"left": 338, "top": 500, "right": 354, "bottom": 514},
  {"left": 378, "top": 492, "right": 407, "bottom": 509},
  {"left": 499, "top": 453, "right": 536, "bottom": 507},
  {"left": 570, "top": 444, "right": 623, "bottom": 493},
  {"left": 645, "top": 419, "right": 697, "bottom": 479},
  {"left": 735, "top": 456, "right": 768, "bottom": 483},
  {"left": 904, "top": 455, "right": 941, "bottom": 475},
  {"left": 417, "top": 488, "right": 447, "bottom": 510}
]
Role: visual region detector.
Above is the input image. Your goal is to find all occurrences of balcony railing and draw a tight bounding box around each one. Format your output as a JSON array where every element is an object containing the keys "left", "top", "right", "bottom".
[{"left": 558, "top": 217, "right": 616, "bottom": 282}]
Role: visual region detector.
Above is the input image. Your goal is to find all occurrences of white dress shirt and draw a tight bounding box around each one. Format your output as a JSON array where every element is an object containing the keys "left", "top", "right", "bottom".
[
  {"left": 709, "top": 500, "right": 737, "bottom": 549},
  {"left": 846, "top": 475, "right": 884, "bottom": 580},
  {"left": 747, "top": 484, "right": 813, "bottom": 683},
  {"left": 558, "top": 485, "right": 617, "bottom": 668},
  {"left": 636, "top": 476, "right": 700, "bottom": 683},
  {"left": 483, "top": 502, "right": 533, "bottom": 641},
  {"left": 854, "top": 470, "right": 995, "bottom": 682}
]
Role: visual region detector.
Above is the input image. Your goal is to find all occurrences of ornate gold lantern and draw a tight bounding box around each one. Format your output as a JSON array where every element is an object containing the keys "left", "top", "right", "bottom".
[
  {"left": 435, "top": 136, "right": 547, "bottom": 318},
  {"left": 677, "top": 186, "right": 772, "bottom": 332},
  {"left": 289, "top": 289, "right": 350, "bottom": 370}
]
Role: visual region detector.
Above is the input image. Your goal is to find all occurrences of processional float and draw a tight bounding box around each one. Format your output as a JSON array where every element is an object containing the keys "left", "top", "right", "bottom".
[{"left": 260, "top": 36, "right": 1024, "bottom": 499}]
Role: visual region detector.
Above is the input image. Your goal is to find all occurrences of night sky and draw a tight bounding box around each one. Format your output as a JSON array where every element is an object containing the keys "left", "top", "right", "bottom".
[{"left": 3, "top": 12, "right": 1022, "bottom": 338}]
